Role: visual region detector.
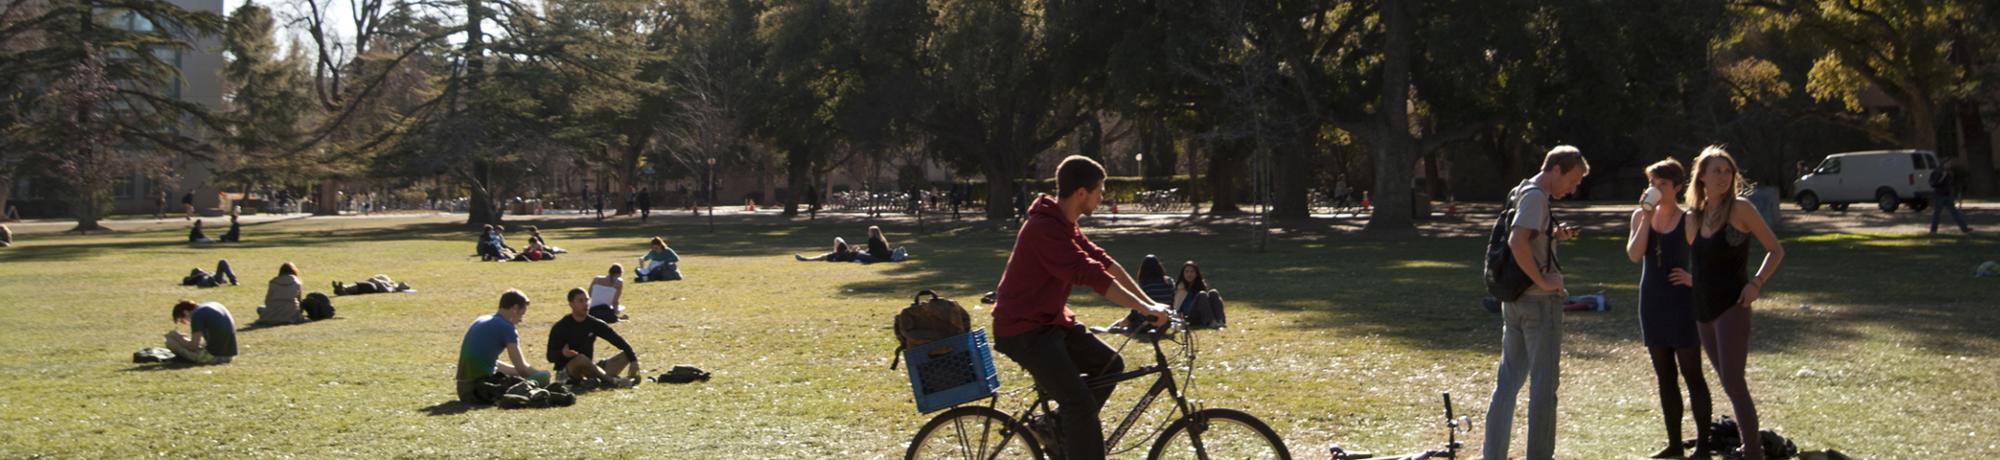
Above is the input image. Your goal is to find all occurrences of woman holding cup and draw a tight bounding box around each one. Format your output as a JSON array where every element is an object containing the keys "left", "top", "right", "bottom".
[{"left": 1625, "top": 157, "right": 1712, "bottom": 458}]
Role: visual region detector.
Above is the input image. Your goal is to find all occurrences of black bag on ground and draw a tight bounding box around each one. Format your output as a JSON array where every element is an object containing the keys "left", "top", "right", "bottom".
[
  {"left": 303, "top": 292, "right": 335, "bottom": 320},
  {"left": 1483, "top": 183, "right": 1555, "bottom": 303},
  {"left": 1705, "top": 417, "right": 1799, "bottom": 460},
  {"left": 653, "top": 365, "right": 712, "bottom": 384},
  {"left": 890, "top": 290, "right": 971, "bottom": 370}
]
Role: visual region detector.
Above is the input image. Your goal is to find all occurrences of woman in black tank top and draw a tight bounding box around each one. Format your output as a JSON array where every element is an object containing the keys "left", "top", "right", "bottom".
[
  {"left": 1627, "top": 158, "right": 1711, "bottom": 458},
  {"left": 1680, "top": 147, "right": 1786, "bottom": 459}
]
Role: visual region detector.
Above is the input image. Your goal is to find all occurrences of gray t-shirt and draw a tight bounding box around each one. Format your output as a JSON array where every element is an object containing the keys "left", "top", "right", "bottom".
[{"left": 1508, "top": 180, "right": 1557, "bottom": 278}]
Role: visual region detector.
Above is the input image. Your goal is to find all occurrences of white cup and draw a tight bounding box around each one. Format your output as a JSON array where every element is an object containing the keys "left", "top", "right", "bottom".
[{"left": 1640, "top": 187, "right": 1662, "bottom": 211}]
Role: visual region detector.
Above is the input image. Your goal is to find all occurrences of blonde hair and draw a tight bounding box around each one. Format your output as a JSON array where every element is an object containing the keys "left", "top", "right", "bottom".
[{"left": 1686, "top": 145, "right": 1748, "bottom": 226}]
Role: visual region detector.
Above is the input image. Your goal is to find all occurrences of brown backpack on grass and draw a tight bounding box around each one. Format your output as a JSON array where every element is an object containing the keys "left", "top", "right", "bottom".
[{"left": 890, "top": 290, "right": 971, "bottom": 370}]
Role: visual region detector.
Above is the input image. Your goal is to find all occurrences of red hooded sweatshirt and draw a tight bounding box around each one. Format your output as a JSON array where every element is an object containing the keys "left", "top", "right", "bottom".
[{"left": 990, "top": 194, "right": 1116, "bottom": 337}]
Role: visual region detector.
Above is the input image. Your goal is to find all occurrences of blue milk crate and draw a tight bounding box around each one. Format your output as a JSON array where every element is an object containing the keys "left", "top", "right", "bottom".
[{"left": 904, "top": 329, "right": 1000, "bottom": 413}]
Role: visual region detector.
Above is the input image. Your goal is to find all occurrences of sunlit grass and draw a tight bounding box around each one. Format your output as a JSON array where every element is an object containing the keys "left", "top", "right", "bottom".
[{"left": 0, "top": 215, "right": 1993, "bottom": 458}]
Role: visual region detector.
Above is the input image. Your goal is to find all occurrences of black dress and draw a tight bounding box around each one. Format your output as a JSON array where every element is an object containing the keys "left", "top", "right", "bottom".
[
  {"left": 1692, "top": 221, "right": 1752, "bottom": 323},
  {"left": 1639, "top": 217, "right": 1699, "bottom": 347}
]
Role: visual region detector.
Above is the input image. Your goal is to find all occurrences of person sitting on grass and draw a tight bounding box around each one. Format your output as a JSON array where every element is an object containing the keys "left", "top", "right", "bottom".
[
  {"left": 0, "top": 223, "right": 11, "bottom": 248},
  {"left": 852, "top": 225, "right": 910, "bottom": 263},
  {"left": 635, "top": 237, "right": 682, "bottom": 282},
  {"left": 254, "top": 262, "right": 306, "bottom": 326},
  {"left": 477, "top": 225, "right": 515, "bottom": 261},
  {"left": 525, "top": 226, "right": 565, "bottom": 254},
  {"left": 332, "top": 274, "right": 413, "bottom": 296},
  {"left": 165, "top": 300, "right": 237, "bottom": 365},
  {"left": 188, "top": 219, "right": 215, "bottom": 244},
  {"left": 1173, "top": 260, "right": 1226, "bottom": 328},
  {"left": 456, "top": 289, "right": 547, "bottom": 404},
  {"left": 1110, "top": 255, "right": 1177, "bottom": 331},
  {"left": 180, "top": 259, "right": 239, "bottom": 287},
  {"left": 219, "top": 214, "right": 242, "bottom": 243},
  {"left": 794, "top": 236, "right": 859, "bottom": 262},
  {"left": 547, "top": 288, "right": 642, "bottom": 388},
  {"left": 588, "top": 264, "right": 629, "bottom": 323}
]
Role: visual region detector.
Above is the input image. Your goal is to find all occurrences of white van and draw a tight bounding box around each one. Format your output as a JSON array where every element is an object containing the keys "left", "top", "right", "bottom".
[{"left": 1793, "top": 149, "right": 1937, "bottom": 212}]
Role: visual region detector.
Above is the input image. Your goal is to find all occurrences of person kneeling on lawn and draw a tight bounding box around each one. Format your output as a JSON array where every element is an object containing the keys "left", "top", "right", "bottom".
[
  {"left": 456, "top": 289, "right": 546, "bottom": 404},
  {"left": 165, "top": 300, "right": 237, "bottom": 365},
  {"left": 548, "top": 288, "right": 641, "bottom": 388}
]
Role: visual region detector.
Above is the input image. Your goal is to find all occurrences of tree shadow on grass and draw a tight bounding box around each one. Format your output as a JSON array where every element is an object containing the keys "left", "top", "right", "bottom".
[
  {"left": 417, "top": 400, "right": 491, "bottom": 416},
  {"left": 829, "top": 222, "right": 1976, "bottom": 357},
  {"left": 0, "top": 221, "right": 474, "bottom": 263}
]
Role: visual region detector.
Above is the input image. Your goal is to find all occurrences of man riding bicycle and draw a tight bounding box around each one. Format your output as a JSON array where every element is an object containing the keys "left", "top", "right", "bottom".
[{"left": 990, "top": 155, "right": 1173, "bottom": 460}]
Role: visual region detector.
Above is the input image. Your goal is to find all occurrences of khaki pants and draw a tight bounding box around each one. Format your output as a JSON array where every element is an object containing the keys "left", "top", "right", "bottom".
[{"left": 562, "top": 353, "right": 632, "bottom": 381}]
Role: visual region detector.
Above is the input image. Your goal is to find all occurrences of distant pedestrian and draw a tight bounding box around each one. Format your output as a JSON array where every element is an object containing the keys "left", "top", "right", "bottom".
[
  {"left": 594, "top": 190, "right": 606, "bottom": 220},
  {"left": 1931, "top": 157, "right": 1973, "bottom": 235},
  {"left": 182, "top": 192, "right": 195, "bottom": 220},
  {"left": 637, "top": 188, "right": 652, "bottom": 222}
]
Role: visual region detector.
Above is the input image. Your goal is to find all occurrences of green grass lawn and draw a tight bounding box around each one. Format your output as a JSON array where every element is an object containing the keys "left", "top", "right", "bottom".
[{"left": 1, "top": 215, "right": 1994, "bottom": 458}]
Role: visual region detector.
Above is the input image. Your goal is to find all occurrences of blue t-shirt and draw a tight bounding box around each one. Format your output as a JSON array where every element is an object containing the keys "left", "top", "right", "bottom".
[
  {"left": 456, "top": 314, "right": 519, "bottom": 382},
  {"left": 190, "top": 303, "right": 238, "bottom": 357}
]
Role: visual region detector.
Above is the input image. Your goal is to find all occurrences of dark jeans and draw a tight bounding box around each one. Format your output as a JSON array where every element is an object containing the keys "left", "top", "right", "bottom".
[
  {"left": 1932, "top": 194, "right": 1971, "bottom": 234},
  {"left": 994, "top": 324, "right": 1124, "bottom": 460},
  {"left": 185, "top": 260, "right": 238, "bottom": 287}
]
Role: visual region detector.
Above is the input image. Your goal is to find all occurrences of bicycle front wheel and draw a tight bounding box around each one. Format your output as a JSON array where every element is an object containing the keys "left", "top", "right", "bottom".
[
  {"left": 1147, "top": 408, "right": 1291, "bottom": 460},
  {"left": 906, "top": 406, "right": 1046, "bottom": 460}
]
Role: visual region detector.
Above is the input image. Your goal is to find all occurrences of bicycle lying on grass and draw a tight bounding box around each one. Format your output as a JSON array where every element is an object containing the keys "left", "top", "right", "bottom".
[
  {"left": 905, "top": 315, "right": 1291, "bottom": 459},
  {"left": 1326, "top": 393, "right": 1471, "bottom": 460}
]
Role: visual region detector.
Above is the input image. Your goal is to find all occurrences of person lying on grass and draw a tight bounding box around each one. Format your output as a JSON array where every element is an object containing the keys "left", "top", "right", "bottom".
[
  {"left": 547, "top": 288, "right": 641, "bottom": 388},
  {"left": 588, "top": 264, "right": 629, "bottom": 323},
  {"left": 180, "top": 259, "right": 239, "bottom": 287},
  {"left": 456, "top": 289, "right": 546, "bottom": 404},
  {"left": 165, "top": 300, "right": 237, "bottom": 365},
  {"left": 331, "top": 274, "right": 413, "bottom": 296}
]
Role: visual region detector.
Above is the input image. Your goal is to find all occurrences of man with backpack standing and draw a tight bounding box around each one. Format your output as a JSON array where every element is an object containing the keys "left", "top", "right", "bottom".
[
  {"left": 1482, "top": 146, "right": 1586, "bottom": 460},
  {"left": 990, "top": 155, "right": 1172, "bottom": 460}
]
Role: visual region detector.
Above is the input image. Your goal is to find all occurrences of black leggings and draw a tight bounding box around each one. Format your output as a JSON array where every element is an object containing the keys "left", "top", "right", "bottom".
[
  {"left": 1700, "top": 306, "right": 1759, "bottom": 457},
  {"left": 1648, "top": 345, "right": 1711, "bottom": 449}
]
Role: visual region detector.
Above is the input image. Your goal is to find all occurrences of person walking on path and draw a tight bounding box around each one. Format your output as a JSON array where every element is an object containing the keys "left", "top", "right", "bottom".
[{"left": 1931, "top": 157, "right": 1973, "bottom": 235}]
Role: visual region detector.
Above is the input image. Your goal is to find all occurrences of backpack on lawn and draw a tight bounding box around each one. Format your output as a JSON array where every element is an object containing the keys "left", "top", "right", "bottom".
[
  {"left": 653, "top": 365, "right": 713, "bottom": 384},
  {"left": 889, "top": 290, "right": 971, "bottom": 370},
  {"left": 1483, "top": 182, "right": 1558, "bottom": 302},
  {"left": 302, "top": 292, "right": 335, "bottom": 321}
]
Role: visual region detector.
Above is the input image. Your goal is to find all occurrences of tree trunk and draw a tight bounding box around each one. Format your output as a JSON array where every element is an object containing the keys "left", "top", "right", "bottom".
[
  {"left": 1208, "top": 142, "right": 1244, "bottom": 214},
  {"left": 783, "top": 147, "right": 810, "bottom": 216},
  {"left": 0, "top": 176, "right": 12, "bottom": 220},
  {"left": 985, "top": 172, "right": 1017, "bottom": 220},
  {"left": 1956, "top": 99, "right": 1995, "bottom": 197},
  {"left": 1361, "top": 0, "right": 1418, "bottom": 236},
  {"left": 313, "top": 179, "right": 339, "bottom": 215},
  {"left": 465, "top": 161, "right": 503, "bottom": 225},
  {"left": 1271, "top": 138, "right": 1312, "bottom": 220}
]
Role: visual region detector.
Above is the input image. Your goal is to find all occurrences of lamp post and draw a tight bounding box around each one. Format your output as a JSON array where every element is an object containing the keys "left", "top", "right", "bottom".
[{"left": 706, "top": 157, "right": 717, "bottom": 232}]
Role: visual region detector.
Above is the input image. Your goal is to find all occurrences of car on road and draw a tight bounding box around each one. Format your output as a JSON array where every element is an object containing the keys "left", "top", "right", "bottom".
[{"left": 1794, "top": 149, "right": 1938, "bottom": 213}]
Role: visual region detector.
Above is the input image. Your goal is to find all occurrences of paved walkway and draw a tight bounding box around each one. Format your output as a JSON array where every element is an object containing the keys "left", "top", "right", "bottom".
[{"left": 6, "top": 200, "right": 1992, "bottom": 237}]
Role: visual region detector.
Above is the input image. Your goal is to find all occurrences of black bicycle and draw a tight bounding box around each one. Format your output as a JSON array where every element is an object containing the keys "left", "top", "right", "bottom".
[
  {"left": 1326, "top": 393, "right": 1470, "bottom": 460},
  {"left": 905, "top": 317, "right": 1291, "bottom": 459}
]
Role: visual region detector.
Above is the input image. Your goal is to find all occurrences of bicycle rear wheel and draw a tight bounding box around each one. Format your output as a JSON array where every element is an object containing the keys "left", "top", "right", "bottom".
[
  {"left": 906, "top": 406, "right": 1046, "bottom": 460},
  {"left": 1147, "top": 408, "right": 1291, "bottom": 460}
]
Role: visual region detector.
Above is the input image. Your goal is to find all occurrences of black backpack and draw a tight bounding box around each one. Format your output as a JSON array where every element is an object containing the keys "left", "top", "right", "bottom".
[
  {"left": 890, "top": 290, "right": 971, "bottom": 370},
  {"left": 1483, "top": 183, "right": 1557, "bottom": 302},
  {"left": 303, "top": 292, "right": 336, "bottom": 321}
]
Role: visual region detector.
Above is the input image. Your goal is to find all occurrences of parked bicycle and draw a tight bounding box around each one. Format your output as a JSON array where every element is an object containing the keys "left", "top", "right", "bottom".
[
  {"left": 1326, "top": 393, "right": 1470, "bottom": 460},
  {"left": 905, "top": 315, "right": 1291, "bottom": 459}
]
